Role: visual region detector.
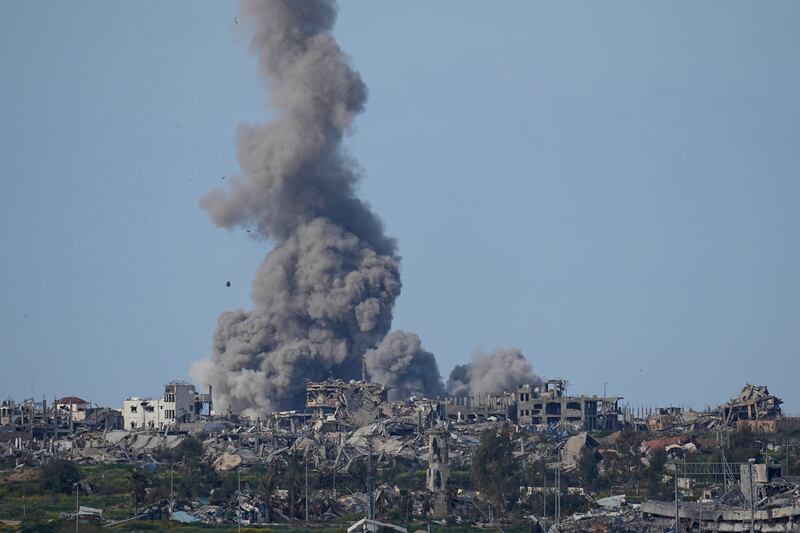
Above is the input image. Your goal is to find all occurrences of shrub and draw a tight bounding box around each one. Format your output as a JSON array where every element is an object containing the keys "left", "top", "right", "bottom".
[{"left": 39, "top": 459, "right": 81, "bottom": 494}]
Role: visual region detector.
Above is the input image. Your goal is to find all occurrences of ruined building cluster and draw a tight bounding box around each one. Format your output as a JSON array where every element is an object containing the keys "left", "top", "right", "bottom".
[{"left": 2, "top": 379, "right": 799, "bottom": 530}]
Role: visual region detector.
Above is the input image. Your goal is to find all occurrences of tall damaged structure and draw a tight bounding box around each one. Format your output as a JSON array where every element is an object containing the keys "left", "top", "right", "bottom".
[
  {"left": 122, "top": 381, "right": 212, "bottom": 431},
  {"left": 516, "top": 380, "right": 623, "bottom": 431},
  {"left": 721, "top": 384, "right": 783, "bottom": 426},
  {"left": 426, "top": 426, "right": 449, "bottom": 518},
  {"left": 720, "top": 384, "right": 800, "bottom": 433}
]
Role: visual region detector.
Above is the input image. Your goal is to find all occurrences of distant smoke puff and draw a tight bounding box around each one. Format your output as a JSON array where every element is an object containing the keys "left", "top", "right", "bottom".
[
  {"left": 447, "top": 348, "right": 541, "bottom": 398},
  {"left": 365, "top": 331, "right": 446, "bottom": 401}
]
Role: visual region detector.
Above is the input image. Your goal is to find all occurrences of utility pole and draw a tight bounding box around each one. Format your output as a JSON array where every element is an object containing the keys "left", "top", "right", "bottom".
[
  {"left": 75, "top": 482, "right": 80, "bottom": 533},
  {"left": 674, "top": 466, "right": 679, "bottom": 533},
  {"left": 542, "top": 461, "right": 547, "bottom": 532},
  {"left": 748, "top": 459, "right": 755, "bottom": 533},
  {"left": 785, "top": 440, "right": 790, "bottom": 477},
  {"left": 555, "top": 446, "right": 561, "bottom": 527},
  {"left": 367, "top": 436, "right": 375, "bottom": 521},
  {"left": 333, "top": 432, "right": 340, "bottom": 497},
  {"left": 237, "top": 467, "right": 241, "bottom": 533},
  {"left": 304, "top": 448, "right": 309, "bottom": 522},
  {"left": 169, "top": 463, "right": 174, "bottom": 515}
]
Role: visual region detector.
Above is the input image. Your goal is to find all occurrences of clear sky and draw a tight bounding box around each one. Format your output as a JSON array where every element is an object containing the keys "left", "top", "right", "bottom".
[{"left": 1, "top": 1, "right": 798, "bottom": 413}]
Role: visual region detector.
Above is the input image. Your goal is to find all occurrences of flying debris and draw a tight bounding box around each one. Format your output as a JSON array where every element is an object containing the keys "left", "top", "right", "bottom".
[{"left": 226, "top": 281, "right": 231, "bottom": 288}]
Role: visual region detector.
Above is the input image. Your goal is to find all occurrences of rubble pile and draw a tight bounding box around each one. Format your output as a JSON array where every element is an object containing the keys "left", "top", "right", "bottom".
[
  {"left": 641, "top": 477, "right": 800, "bottom": 533},
  {"left": 3, "top": 381, "right": 797, "bottom": 530},
  {"left": 722, "top": 384, "right": 784, "bottom": 426}
]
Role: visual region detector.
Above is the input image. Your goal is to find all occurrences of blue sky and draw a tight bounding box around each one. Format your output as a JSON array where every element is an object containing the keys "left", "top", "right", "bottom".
[{"left": 1, "top": 1, "right": 798, "bottom": 412}]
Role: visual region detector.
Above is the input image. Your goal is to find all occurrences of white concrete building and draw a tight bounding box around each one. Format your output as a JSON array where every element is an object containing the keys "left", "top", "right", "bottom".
[
  {"left": 55, "top": 396, "right": 90, "bottom": 422},
  {"left": 123, "top": 381, "right": 212, "bottom": 431}
]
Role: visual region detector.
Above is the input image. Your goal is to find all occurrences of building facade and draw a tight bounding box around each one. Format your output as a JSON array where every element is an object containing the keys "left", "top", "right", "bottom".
[
  {"left": 123, "top": 381, "right": 212, "bottom": 431},
  {"left": 443, "top": 392, "right": 517, "bottom": 422},
  {"left": 55, "top": 396, "right": 90, "bottom": 422},
  {"left": 516, "top": 380, "right": 622, "bottom": 431}
]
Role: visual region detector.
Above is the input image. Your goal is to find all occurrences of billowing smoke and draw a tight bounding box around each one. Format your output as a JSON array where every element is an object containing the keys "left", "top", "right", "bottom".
[
  {"left": 191, "top": 0, "right": 404, "bottom": 417},
  {"left": 447, "top": 348, "right": 542, "bottom": 397},
  {"left": 190, "top": 1, "right": 538, "bottom": 416},
  {"left": 365, "top": 331, "right": 446, "bottom": 401}
]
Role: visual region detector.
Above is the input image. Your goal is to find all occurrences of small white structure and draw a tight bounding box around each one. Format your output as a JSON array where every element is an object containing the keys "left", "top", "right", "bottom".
[
  {"left": 123, "top": 381, "right": 211, "bottom": 431},
  {"left": 55, "top": 396, "right": 90, "bottom": 422},
  {"left": 347, "top": 518, "right": 406, "bottom": 533},
  {"left": 0, "top": 399, "right": 16, "bottom": 426}
]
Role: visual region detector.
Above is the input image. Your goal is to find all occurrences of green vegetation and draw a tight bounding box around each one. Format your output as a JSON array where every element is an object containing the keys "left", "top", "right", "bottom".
[
  {"left": 39, "top": 459, "right": 81, "bottom": 494},
  {"left": 470, "top": 426, "right": 519, "bottom": 514},
  {"left": 0, "top": 425, "right": 777, "bottom": 531}
]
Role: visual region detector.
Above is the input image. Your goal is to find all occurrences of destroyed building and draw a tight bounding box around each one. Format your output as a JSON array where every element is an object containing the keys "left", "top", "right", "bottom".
[
  {"left": 516, "top": 380, "right": 623, "bottom": 430},
  {"left": 55, "top": 396, "right": 90, "bottom": 422},
  {"left": 426, "top": 426, "right": 450, "bottom": 518},
  {"left": 123, "top": 381, "right": 212, "bottom": 431},
  {"left": 1, "top": 396, "right": 122, "bottom": 446},
  {"left": 0, "top": 399, "right": 17, "bottom": 426},
  {"left": 444, "top": 392, "right": 517, "bottom": 422},
  {"left": 721, "top": 384, "right": 783, "bottom": 426},
  {"left": 306, "top": 378, "right": 389, "bottom": 429},
  {"left": 640, "top": 463, "right": 800, "bottom": 533}
]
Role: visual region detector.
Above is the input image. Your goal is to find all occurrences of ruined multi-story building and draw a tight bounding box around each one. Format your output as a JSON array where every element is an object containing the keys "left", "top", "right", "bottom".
[
  {"left": 55, "top": 396, "right": 90, "bottom": 422},
  {"left": 0, "top": 399, "right": 17, "bottom": 426},
  {"left": 123, "top": 381, "right": 212, "bottom": 431},
  {"left": 721, "top": 384, "right": 783, "bottom": 426},
  {"left": 443, "top": 392, "right": 517, "bottom": 423},
  {"left": 306, "top": 378, "right": 389, "bottom": 428},
  {"left": 516, "top": 380, "right": 623, "bottom": 431}
]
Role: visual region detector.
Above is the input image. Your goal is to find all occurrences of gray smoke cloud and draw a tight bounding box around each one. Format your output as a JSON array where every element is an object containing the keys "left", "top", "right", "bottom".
[
  {"left": 447, "top": 348, "right": 542, "bottom": 397},
  {"left": 191, "top": 0, "right": 405, "bottom": 417},
  {"left": 365, "top": 331, "right": 446, "bottom": 401}
]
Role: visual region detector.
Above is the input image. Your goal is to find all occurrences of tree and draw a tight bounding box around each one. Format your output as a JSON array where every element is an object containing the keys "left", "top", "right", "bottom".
[
  {"left": 39, "top": 459, "right": 81, "bottom": 494},
  {"left": 577, "top": 447, "right": 604, "bottom": 491},
  {"left": 644, "top": 449, "right": 670, "bottom": 499},
  {"left": 130, "top": 468, "right": 151, "bottom": 512},
  {"left": 261, "top": 459, "right": 283, "bottom": 522},
  {"left": 175, "top": 436, "right": 205, "bottom": 467},
  {"left": 282, "top": 452, "right": 304, "bottom": 520},
  {"left": 19, "top": 510, "right": 57, "bottom": 533},
  {"left": 471, "top": 428, "right": 518, "bottom": 514},
  {"left": 166, "top": 437, "right": 217, "bottom": 499},
  {"left": 723, "top": 426, "right": 761, "bottom": 463},
  {"left": 603, "top": 430, "right": 644, "bottom": 490}
]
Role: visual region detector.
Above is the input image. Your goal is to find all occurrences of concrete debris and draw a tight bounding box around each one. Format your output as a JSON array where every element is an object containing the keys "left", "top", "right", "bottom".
[
  {"left": 2, "top": 379, "right": 797, "bottom": 530},
  {"left": 213, "top": 452, "right": 242, "bottom": 472},
  {"left": 562, "top": 432, "right": 599, "bottom": 471},
  {"left": 642, "top": 476, "right": 800, "bottom": 533},
  {"left": 722, "top": 384, "right": 783, "bottom": 426},
  {"left": 595, "top": 494, "right": 626, "bottom": 508}
]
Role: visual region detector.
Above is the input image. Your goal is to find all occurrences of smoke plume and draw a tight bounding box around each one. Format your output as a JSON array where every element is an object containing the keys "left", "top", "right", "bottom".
[
  {"left": 365, "top": 331, "right": 446, "bottom": 401},
  {"left": 191, "top": 0, "right": 404, "bottom": 417},
  {"left": 447, "top": 348, "right": 541, "bottom": 397}
]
